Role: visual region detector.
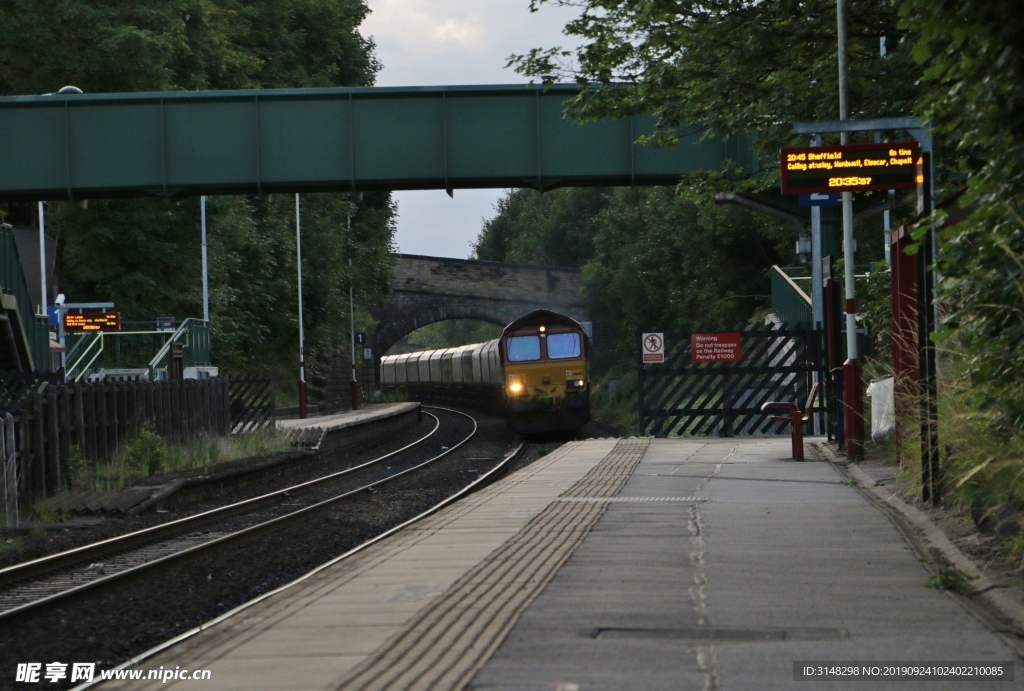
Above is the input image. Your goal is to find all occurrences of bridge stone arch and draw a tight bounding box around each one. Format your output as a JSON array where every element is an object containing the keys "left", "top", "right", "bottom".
[{"left": 372, "top": 254, "right": 588, "bottom": 357}]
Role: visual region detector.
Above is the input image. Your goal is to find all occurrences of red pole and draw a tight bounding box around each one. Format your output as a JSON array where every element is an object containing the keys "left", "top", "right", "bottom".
[
  {"left": 299, "top": 360, "right": 307, "bottom": 419},
  {"left": 843, "top": 358, "right": 864, "bottom": 458}
]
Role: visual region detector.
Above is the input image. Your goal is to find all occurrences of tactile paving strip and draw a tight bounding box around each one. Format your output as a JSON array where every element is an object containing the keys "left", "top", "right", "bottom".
[
  {"left": 336, "top": 437, "right": 650, "bottom": 691},
  {"left": 556, "top": 496, "right": 707, "bottom": 503}
]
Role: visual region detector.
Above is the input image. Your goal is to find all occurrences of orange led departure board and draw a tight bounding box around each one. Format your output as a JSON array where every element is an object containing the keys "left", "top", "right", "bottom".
[
  {"left": 64, "top": 311, "right": 121, "bottom": 332},
  {"left": 780, "top": 142, "right": 921, "bottom": 194}
]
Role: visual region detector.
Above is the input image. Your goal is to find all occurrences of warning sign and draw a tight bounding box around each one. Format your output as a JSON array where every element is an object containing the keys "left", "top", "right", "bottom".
[
  {"left": 641, "top": 333, "right": 665, "bottom": 363},
  {"left": 691, "top": 333, "right": 741, "bottom": 363}
]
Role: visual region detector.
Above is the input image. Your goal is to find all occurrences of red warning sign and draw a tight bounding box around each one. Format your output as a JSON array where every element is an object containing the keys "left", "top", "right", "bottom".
[
  {"left": 691, "top": 333, "right": 741, "bottom": 363},
  {"left": 641, "top": 332, "right": 665, "bottom": 363}
]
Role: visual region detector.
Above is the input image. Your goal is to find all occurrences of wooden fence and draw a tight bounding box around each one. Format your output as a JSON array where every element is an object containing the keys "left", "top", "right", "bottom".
[
  {"left": 2, "top": 413, "right": 16, "bottom": 526},
  {"left": 16, "top": 378, "right": 235, "bottom": 502}
]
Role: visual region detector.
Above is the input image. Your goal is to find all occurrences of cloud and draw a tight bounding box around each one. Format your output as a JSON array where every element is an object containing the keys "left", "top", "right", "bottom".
[
  {"left": 363, "top": 0, "right": 580, "bottom": 85},
  {"left": 362, "top": 1, "right": 583, "bottom": 257}
]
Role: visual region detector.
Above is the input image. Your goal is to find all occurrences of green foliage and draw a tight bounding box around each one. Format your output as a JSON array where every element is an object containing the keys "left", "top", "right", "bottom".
[
  {"left": 513, "top": 0, "right": 921, "bottom": 161},
  {"left": 857, "top": 260, "right": 893, "bottom": 368},
  {"left": 50, "top": 192, "right": 395, "bottom": 388},
  {"left": 476, "top": 188, "right": 604, "bottom": 267},
  {"left": 589, "top": 369, "right": 640, "bottom": 435},
  {"left": 404, "top": 320, "right": 503, "bottom": 351},
  {"left": 89, "top": 426, "right": 293, "bottom": 491},
  {"left": 0, "top": 0, "right": 377, "bottom": 95},
  {"left": 900, "top": 0, "right": 1024, "bottom": 432},
  {"left": 123, "top": 427, "right": 171, "bottom": 476},
  {"left": 0, "top": 0, "right": 392, "bottom": 393},
  {"left": 372, "top": 388, "right": 408, "bottom": 404},
  {"left": 926, "top": 566, "right": 975, "bottom": 594}
]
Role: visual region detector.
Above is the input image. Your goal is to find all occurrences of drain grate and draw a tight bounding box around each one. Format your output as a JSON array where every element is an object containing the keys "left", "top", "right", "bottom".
[{"left": 591, "top": 627, "right": 850, "bottom": 643}]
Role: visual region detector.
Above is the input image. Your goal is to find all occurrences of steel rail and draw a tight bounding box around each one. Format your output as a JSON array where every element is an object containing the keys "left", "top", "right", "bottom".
[
  {"left": 0, "top": 407, "right": 477, "bottom": 622},
  {"left": 77, "top": 436, "right": 525, "bottom": 689},
  {"left": 0, "top": 406, "right": 444, "bottom": 592}
]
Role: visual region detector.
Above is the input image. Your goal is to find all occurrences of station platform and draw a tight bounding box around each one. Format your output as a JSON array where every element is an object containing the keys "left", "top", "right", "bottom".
[{"left": 108, "top": 437, "right": 1019, "bottom": 690}]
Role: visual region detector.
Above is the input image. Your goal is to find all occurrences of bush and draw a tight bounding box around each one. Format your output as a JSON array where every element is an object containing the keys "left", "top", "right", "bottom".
[{"left": 122, "top": 428, "right": 170, "bottom": 476}]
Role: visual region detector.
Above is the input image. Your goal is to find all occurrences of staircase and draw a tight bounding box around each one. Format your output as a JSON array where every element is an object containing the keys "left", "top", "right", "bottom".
[{"left": 0, "top": 224, "right": 50, "bottom": 372}]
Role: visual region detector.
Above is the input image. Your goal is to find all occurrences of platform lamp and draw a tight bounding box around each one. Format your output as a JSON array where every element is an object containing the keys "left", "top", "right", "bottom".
[
  {"left": 296, "top": 194, "right": 307, "bottom": 419},
  {"left": 348, "top": 201, "right": 359, "bottom": 411},
  {"left": 836, "top": 0, "right": 864, "bottom": 458}
]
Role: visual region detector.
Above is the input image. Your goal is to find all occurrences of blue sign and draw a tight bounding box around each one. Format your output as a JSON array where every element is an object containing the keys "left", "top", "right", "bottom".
[
  {"left": 799, "top": 192, "right": 841, "bottom": 207},
  {"left": 355, "top": 332, "right": 366, "bottom": 345},
  {"left": 47, "top": 306, "right": 59, "bottom": 326}
]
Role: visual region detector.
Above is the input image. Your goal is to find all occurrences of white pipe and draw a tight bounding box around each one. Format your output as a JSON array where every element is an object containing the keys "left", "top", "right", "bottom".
[
  {"left": 348, "top": 209, "right": 356, "bottom": 377},
  {"left": 37, "top": 201, "right": 46, "bottom": 315},
  {"left": 201, "top": 196, "right": 209, "bottom": 322},
  {"left": 837, "top": 0, "right": 858, "bottom": 360},
  {"left": 296, "top": 194, "right": 305, "bottom": 386}
]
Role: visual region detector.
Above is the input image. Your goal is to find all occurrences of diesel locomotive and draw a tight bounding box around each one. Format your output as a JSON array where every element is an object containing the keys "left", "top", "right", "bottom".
[{"left": 379, "top": 310, "right": 590, "bottom": 434}]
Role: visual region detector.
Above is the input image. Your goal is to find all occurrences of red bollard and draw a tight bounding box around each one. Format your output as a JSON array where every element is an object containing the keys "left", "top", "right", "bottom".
[{"left": 790, "top": 408, "right": 804, "bottom": 462}]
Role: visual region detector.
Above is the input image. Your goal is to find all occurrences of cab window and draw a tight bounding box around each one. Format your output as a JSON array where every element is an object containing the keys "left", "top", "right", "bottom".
[
  {"left": 547, "top": 333, "right": 581, "bottom": 359},
  {"left": 507, "top": 336, "right": 541, "bottom": 361}
]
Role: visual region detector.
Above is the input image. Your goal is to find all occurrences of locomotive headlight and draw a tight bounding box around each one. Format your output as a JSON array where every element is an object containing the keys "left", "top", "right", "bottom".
[
  {"left": 567, "top": 379, "right": 586, "bottom": 389},
  {"left": 509, "top": 382, "right": 524, "bottom": 394}
]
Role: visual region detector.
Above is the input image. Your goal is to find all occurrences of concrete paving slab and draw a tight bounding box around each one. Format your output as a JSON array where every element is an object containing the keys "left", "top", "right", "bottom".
[
  {"left": 109, "top": 439, "right": 621, "bottom": 690},
  {"left": 469, "top": 437, "right": 1020, "bottom": 691}
]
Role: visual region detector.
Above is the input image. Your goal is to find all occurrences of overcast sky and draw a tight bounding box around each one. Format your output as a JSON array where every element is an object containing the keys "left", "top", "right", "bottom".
[{"left": 361, "top": 0, "right": 581, "bottom": 258}]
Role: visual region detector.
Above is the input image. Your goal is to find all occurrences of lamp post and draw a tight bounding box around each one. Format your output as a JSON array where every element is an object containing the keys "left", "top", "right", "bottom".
[
  {"left": 201, "top": 196, "right": 209, "bottom": 322},
  {"left": 296, "top": 194, "right": 307, "bottom": 419},
  {"left": 348, "top": 205, "right": 358, "bottom": 411},
  {"left": 837, "top": 0, "right": 864, "bottom": 458}
]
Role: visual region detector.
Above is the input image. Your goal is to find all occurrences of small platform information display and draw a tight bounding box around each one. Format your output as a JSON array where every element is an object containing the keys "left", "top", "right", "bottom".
[
  {"left": 64, "top": 311, "right": 121, "bottom": 333},
  {"left": 691, "top": 333, "right": 741, "bottom": 363},
  {"left": 780, "top": 142, "right": 920, "bottom": 194}
]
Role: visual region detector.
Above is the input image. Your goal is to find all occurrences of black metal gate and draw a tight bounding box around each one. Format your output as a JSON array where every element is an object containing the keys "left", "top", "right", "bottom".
[
  {"left": 637, "top": 327, "right": 825, "bottom": 437},
  {"left": 228, "top": 376, "right": 276, "bottom": 432}
]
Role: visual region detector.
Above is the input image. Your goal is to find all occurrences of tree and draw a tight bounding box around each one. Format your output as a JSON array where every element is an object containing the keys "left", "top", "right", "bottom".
[
  {"left": 511, "top": 0, "right": 921, "bottom": 161},
  {"left": 900, "top": 0, "right": 1024, "bottom": 429},
  {"left": 0, "top": 0, "right": 392, "bottom": 399}
]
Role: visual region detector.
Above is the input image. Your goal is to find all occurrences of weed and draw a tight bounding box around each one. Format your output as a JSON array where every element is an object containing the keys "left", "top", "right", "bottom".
[
  {"left": 842, "top": 478, "right": 860, "bottom": 488},
  {"left": 123, "top": 428, "right": 170, "bottom": 476},
  {"left": 373, "top": 389, "right": 409, "bottom": 404},
  {"left": 89, "top": 426, "right": 293, "bottom": 492},
  {"left": 61, "top": 444, "right": 87, "bottom": 490},
  {"left": 926, "top": 567, "right": 975, "bottom": 595},
  {"left": 0, "top": 537, "right": 22, "bottom": 553}
]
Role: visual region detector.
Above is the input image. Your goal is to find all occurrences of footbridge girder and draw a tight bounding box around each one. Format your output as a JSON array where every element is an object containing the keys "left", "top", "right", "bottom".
[{"left": 0, "top": 84, "right": 755, "bottom": 202}]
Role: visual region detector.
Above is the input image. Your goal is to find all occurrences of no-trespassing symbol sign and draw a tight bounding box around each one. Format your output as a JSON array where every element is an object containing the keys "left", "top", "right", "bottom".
[
  {"left": 641, "top": 333, "right": 665, "bottom": 363},
  {"left": 691, "top": 333, "right": 741, "bottom": 363}
]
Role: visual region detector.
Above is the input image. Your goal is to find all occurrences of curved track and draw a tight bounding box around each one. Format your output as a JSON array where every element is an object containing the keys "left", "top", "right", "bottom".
[{"left": 0, "top": 406, "right": 479, "bottom": 622}]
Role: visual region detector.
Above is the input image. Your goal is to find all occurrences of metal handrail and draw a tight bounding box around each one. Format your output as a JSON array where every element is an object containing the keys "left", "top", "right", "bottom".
[
  {"left": 147, "top": 320, "right": 188, "bottom": 380},
  {"left": 67, "top": 333, "right": 104, "bottom": 382},
  {"left": 147, "top": 319, "right": 211, "bottom": 379}
]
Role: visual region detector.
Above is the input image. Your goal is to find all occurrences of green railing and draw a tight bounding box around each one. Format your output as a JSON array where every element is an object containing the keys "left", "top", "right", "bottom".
[
  {"left": 65, "top": 320, "right": 210, "bottom": 381},
  {"left": 147, "top": 319, "right": 210, "bottom": 380},
  {"left": 65, "top": 333, "right": 104, "bottom": 382},
  {"left": 770, "top": 265, "right": 813, "bottom": 328},
  {"left": 0, "top": 224, "right": 50, "bottom": 371}
]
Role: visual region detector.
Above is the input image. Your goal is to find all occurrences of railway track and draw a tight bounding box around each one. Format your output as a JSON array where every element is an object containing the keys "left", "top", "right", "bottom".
[{"left": 0, "top": 406, "right": 481, "bottom": 623}]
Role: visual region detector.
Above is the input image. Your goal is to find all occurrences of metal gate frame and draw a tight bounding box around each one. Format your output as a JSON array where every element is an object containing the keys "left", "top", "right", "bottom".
[{"left": 637, "top": 327, "right": 826, "bottom": 438}]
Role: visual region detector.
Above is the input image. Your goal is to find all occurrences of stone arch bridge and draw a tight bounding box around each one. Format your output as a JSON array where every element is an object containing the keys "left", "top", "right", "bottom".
[{"left": 372, "top": 254, "right": 588, "bottom": 357}]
